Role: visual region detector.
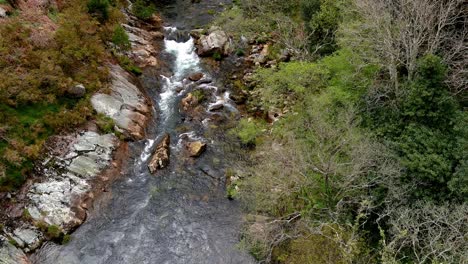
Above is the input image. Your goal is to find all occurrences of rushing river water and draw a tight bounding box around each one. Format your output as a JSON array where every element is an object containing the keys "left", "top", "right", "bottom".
[{"left": 31, "top": 22, "right": 254, "bottom": 264}]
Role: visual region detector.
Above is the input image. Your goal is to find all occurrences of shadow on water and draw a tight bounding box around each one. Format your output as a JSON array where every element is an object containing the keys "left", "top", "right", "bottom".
[{"left": 31, "top": 3, "right": 255, "bottom": 263}]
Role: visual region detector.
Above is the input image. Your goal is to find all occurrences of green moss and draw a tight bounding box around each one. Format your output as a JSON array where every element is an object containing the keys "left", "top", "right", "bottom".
[
  {"left": 96, "top": 113, "right": 115, "bottom": 134},
  {"left": 212, "top": 52, "right": 222, "bottom": 61},
  {"left": 61, "top": 234, "right": 71, "bottom": 244},
  {"left": 191, "top": 89, "right": 206, "bottom": 103},
  {"left": 46, "top": 225, "right": 61, "bottom": 239},
  {"left": 22, "top": 208, "right": 32, "bottom": 221}
]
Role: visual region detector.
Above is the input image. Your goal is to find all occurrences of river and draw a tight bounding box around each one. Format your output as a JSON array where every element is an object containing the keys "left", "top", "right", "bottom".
[{"left": 31, "top": 2, "right": 254, "bottom": 263}]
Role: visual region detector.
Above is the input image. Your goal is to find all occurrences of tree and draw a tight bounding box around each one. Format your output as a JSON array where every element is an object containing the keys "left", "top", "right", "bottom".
[{"left": 343, "top": 0, "right": 467, "bottom": 96}]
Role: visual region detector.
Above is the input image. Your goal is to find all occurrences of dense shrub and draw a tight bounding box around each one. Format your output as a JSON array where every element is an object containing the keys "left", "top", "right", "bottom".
[
  {"left": 132, "top": 0, "right": 156, "bottom": 20},
  {"left": 87, "top": 0, "right": 110, "bottom": 22},
  {"left": 112, "top": 25, "right": 131, "bottom": 50}
]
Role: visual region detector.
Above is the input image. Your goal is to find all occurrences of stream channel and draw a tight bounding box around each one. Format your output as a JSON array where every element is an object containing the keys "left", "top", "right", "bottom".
[{"left": 31, "top": 1, "right": 255, "bottom": 263}]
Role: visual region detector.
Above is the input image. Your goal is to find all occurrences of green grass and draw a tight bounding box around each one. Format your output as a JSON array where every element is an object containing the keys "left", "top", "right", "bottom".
[{"left": 0, "top": 102, "right": 62, "bottom": 191}]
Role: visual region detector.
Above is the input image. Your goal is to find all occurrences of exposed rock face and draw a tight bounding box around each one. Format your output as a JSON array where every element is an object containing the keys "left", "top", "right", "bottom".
[
  {"left": 91, "top": 65, "right": 150, "bottom": 140},
  {"left": 195, "top": 28, "right": 230, "bottom": 56},
  {"left": 122, "top": 24, "right": 160, "bottom": 68},
  {"left": 67, "top": 84, "right": 86, "bottom": 98},
  {"left": 148, "top": 134, "right": 170, "bottom": 174},
  {"left": 27, "top": 132, "right": 118, "bottom": 229},
  {"left": 0, "top": 236, "right": 31, "bottom": 264},
  {"left": 186, "top": 141, "right": 207, "bottom": 157}
]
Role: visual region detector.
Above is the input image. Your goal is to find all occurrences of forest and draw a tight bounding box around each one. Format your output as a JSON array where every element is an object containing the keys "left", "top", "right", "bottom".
[{"left": 219, "top": 0, "right": 467, "bottom": 263}]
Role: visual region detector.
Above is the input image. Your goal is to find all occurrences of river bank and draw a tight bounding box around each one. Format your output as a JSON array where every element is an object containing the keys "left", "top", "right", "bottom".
[{"left": 0, "top": 6, "right": 161, "bottom": 262}]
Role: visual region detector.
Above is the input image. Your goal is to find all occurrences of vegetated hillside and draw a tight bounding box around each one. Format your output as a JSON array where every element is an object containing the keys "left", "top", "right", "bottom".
[
  {"left": 0, "top": 0, "right": 155, "bottom": 191},
  {"left": 219, "top": 0, "right": 467, "bottom": 263}
]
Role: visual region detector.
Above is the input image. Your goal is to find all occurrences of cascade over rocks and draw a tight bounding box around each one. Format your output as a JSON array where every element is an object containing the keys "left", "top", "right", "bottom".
[{"left": 148, "top": 134, "right": 171, "bottom": 174}]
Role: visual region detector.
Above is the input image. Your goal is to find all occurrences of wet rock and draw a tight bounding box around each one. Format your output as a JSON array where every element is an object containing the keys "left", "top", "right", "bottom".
[
  {"left": 189, "top": 28, "right": 204, "bottom": 39},
  {"left": 196, "top": 77, "right": 213, "bottom": 85},
  {"left": 186, "top": 141, "right": 207, "bottom": 157},
  {"left": 91, "top": 65, "right": 150, "bottom": 140},
  {"left": 181, "top": 93, "right": 198, "bottom": 111},
  {"left": 148, "top": 134, "right": 170, "bottom": 174},
  {"left": 0, "top": 236, "right": 31, "bottom": 264},
  {"left": 188, "top": 72, "right": 204, "bottom": 81},
  {"left": 67, "top": 84, "right": 86, "bottom": 98},
  {"left": 196, "top": 29, "right": 229, "bottom": 57},
  {"left": 208, "top": 103, "right": 224, "bottom": 112}
]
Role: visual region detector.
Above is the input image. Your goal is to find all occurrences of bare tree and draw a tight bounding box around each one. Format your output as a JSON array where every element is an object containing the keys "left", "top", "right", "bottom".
[
  {"left": 381, "top": 202, "right": 468, "bottom": 264},
  {"left": 345, "top": 0, "right": 467, "bottom": 96}
]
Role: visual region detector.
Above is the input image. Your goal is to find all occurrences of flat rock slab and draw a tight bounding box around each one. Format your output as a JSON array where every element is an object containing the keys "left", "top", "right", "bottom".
[
  {"left": 91, "top": 65, "right": 150, "bottom": 140},
  {"left": 27, "top": 132, "right": 117, "bottom": 228}
]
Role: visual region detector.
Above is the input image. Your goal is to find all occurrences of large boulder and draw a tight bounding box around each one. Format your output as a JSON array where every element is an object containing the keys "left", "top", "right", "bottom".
[
  {"left": 148, "top": 134, "right": 170, "bottom": 174},
  {"left": 196, "top": 29, "right": 230, "bottom": 57},
  {"left": 91, "top": 65, "right": 150, "bottom": 140},
  {"left": 186, "top": 141, "right": 206, "bottom": 157},
  {"left": 0, "top": 236, "right": 31, "bottom": 264}
]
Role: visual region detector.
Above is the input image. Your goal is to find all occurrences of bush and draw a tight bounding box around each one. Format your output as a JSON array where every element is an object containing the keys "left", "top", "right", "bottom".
[
  {"left": 46, "top": 225, "right": 61, "bottom": 239},
  {"left": 87, "top": 0, "right": 110, "bottom": 22},
  {"left": 132, "top": 0, "right": 156, "bottom": 20},
  {"left": 112, "top": 25, "right": 130, "bottom": 50},
  {"left": 96, "top": 113, "right": 115, "bottom": 134},
  {"left": 231, "top": 118, "right": 265, "bottom": 146}
]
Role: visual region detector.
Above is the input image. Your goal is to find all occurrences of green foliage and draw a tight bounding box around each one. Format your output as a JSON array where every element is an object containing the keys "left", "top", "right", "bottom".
[
  {"left": 46, "top": 225, "right": 61, "bottom": 239},
  {"left": 212, "top": 51, "right": 222, "bottom": 61},
  {"left": 132, "top": 0, "right": 156, "bottom": 20},
  {"left": 367, "top": 55, "right": 464, "bottom": 201},
  {"left": 112, "top": 25, "right": 131, "bottom": 51},
  {"left": 0, "top": 0, "right": 116, "bottom": 191},
  {"left": 305, "top": 0, "right": 343, "bottom": 55},
  {"left": 191, "top": 89, "right": 206, "bottom": 103},
  {"left": 61, "top": 234, "right": 71, "bottom": 244},
  {"left": 254, "top": 62, "right": 328, "bottom": 107},
  {"left": 231, "top": 118, "right": 266, "bottom": 146},
  {"left": 96, "top": 113, "right": 115, "bottom": 134},
  {"left": 87, "top": 0, "right": 110, "bottom": 22},
  {"left": 117, "top": 55, "right": 143, "bottom": 75}
]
